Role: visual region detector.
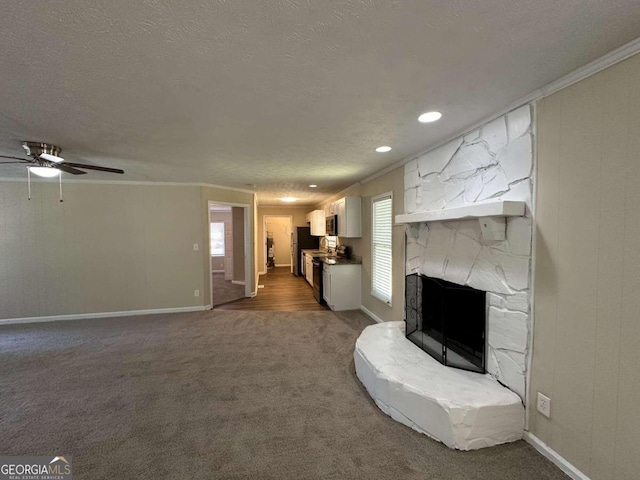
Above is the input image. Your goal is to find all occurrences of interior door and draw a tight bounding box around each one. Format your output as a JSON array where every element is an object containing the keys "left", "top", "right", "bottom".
[{"left": 224, "top": 222, "right": 233, "bottom": 280}]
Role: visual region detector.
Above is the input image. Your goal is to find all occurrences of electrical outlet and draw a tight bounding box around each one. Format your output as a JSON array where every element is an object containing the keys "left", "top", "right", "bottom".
[
  {"left": 537, "top": 392, "right": 551, "bottom": 418},
  {"left": 193, "top": 243, "right": 199, "bottom": 251},
  {"left": 194, "top": 289, "right": 200, "bottom": 297}
]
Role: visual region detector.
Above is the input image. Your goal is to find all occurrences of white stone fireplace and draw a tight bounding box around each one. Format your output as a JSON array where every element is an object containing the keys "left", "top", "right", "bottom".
[
  {"left": 403, "top": 104, "right": 533, "bottom": 400},
  {"left": 354, "top": 105, "right": 534, "bottom": 450}
]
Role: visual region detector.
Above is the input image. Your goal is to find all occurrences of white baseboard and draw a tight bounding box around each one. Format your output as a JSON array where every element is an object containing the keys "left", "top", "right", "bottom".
[
  {"left": 360, "top": 305, "right": 385, "bottom": 324},
  {"left": 523, "top": 432, "right": 590, "bottom": 480},
  {"left": 275, "top": 263, "right": 291, "bottom": 267},
  {"left": 212, "top": 269, "right": 225, "bottom": 273},
  {"left": 231, "top": 280, "right": 245, "bottom": 286},
  {"left": 258, "top": 270, "right": 266, "bottom": 276},
  {"left": 0, "top": 305, "right": 211, "bottom": 326}
]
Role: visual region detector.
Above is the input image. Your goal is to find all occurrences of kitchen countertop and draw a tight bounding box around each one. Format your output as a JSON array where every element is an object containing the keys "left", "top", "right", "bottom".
[
  {"left": 301, "top": 249, "right": 328, "bottom": 255},
  {"left": 301, "top": 249, "right": 362, "bottom": 265},
  {"left": 319, "top": 256, "right": 362, "bottom": 265}
]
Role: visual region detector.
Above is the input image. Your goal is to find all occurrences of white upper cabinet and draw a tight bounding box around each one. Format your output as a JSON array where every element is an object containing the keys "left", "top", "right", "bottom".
[
  {"left": 335, "top": 196, "right": 361, "bottom": 238},
  {"left": 308, "top": 209, "right": 326, "bottom": 236}
]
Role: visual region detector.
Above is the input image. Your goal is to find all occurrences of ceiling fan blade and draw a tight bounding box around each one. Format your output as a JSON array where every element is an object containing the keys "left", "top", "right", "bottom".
[
  {"left": 56, "top": 164, "right": 87, "bottom": 175},
  {"left": 63, "top": 162, "right": 124, "bottom": 174},
  {"left": 0, "top": 155, "right": 29, "bottom": 162}
]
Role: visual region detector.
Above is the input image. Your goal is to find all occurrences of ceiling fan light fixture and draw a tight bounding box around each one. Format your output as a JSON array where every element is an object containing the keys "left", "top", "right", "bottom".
[
  {"left": 29, "top": 166, "right": 61, "bottom": 178},
  {"left": 40, "top": 153, "right": 65, "bottom": 163}
]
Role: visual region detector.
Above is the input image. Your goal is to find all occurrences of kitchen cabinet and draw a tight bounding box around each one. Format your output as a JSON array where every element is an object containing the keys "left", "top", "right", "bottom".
[
  {"left": 305, "top": 253, "right": 314, "bottom": 286},
  {"left": 308, "top": 210, "right": 326, "bottom": 236},
  {"left": 323, "top": 263, "right": 361, "bottom": 311},
  {"left": 333, "top": 196, "right": 361, "bottom": 238}
]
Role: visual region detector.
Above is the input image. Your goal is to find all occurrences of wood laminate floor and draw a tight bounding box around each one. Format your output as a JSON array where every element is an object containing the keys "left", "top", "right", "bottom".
[{"left": 214, "top": 266, "right": 329, "bottom": 311}]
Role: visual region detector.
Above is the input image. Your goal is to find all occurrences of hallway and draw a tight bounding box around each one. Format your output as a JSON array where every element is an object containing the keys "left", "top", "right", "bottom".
[{"left": 214, "top": 267, "right": 328, "bottom": 311}]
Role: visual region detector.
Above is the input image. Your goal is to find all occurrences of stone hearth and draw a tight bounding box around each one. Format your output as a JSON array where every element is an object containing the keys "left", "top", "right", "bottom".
[{"left": 354, "top": 322, "right": 524, "bottom": 450}]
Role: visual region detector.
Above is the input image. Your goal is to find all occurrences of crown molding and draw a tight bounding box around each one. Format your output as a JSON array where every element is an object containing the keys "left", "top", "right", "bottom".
[
  {"left": 0, "top": 177, "right": 256, "bottom": 194},
  {"left": 362, "top": 35, "right": 640, "bottom": 186}
]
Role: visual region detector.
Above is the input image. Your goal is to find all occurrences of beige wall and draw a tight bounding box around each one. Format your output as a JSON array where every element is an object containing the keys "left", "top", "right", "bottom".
[
  {"left": 232, "top": 207, "right": 245, "bottom": 282},
  {"left": 257, "top": 206, "right": 308, "bottom": 272},
  {"left": 0, "top": 181, "right": 256, "bottom": 319},
  {"left": 0, "top": 182, "right": 204, "bottom": 318},
  {"left": 317, "top": 166, "right": 405, "bottom": 322},
  {"left": 265, "top": 216, "right": 292, "bottom": 266},
  {"left": 531, "top": 53, "right": 640, "bottom": 479}
]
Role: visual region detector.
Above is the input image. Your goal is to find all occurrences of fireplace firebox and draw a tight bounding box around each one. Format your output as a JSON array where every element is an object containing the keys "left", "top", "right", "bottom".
[{"left": 405, "top": 274, "right": 486, "bottom": 373}]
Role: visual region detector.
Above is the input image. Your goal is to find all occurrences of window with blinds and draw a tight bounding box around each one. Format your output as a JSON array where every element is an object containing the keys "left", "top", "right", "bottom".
[
  {"left": 210, "top": 222, "right": 225, "bottom": 256},
  {"left": 372, "top": 193, "right": 393, "bottom": 305}
]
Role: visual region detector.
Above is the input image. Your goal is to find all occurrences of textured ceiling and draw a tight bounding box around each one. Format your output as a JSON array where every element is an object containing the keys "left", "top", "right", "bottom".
[{"left": 0, "top": 1, "right": 639, "bottom": 205}]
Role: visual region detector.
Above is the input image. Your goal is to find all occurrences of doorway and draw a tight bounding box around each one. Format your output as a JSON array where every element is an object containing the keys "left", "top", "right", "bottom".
[
  {"left": 209, "top": 202, "right": 250, "bottom": 307},
  {"left": 263, "top": 215, "right": 292, "bottom": 273}
]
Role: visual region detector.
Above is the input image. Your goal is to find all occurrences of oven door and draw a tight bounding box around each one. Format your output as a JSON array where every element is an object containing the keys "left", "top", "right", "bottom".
[{"left": 312, "top": 259, "right": 325, "bottom": 305}]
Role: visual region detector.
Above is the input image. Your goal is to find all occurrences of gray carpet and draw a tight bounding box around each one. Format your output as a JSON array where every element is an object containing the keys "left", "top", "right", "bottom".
[
  {"left": 0, "top": 310, "right": 567, "bottom": 479},
  {"left": 212, "top": 272, "right": 245, "bottom": 306}
]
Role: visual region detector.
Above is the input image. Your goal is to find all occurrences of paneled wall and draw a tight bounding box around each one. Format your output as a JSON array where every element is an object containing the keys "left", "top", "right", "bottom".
[
  {"left": 531, "top": 52, "right": 640, "bottom": 479},
  {"left": 0, "top": 181, "right": 256, "bottom": 319},
  {"left": 0, "top": 182, "right": 204, "bottom": 318}
]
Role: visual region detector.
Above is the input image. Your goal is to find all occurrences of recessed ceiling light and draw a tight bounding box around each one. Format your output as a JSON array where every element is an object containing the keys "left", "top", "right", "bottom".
[
  {"left": 375, "top": 146, "right": 392, "bottom": 153},
  {"left": 281, "top": 197, "right": 297, "bottom": 203},
  {"left": 418, "top": 111, "right": 442, "bottom": 123},
  {"left": 309, "top": 184, "right": 317, "bottom": 188}
]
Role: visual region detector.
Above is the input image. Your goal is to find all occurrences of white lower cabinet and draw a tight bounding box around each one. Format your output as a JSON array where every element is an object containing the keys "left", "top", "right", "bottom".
[
  {"left": 323, "top": 263, "right": 361, "bottom": 311},
  {"left": 305, "top": 254, "right": 313, "bottom": 286}
]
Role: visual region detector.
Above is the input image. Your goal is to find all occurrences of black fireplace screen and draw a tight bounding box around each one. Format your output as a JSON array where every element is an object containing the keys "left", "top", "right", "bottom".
[{"left": 405, "top": 273, "right": 486, "bottom": 373}]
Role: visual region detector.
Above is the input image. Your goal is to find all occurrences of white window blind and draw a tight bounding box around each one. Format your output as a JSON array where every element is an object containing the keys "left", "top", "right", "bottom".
[
  {"left": 210, "top": 222, "right": 225, "bottom": 256},
  {"left": 372, "top": 193, "right": 392, "bottom": 305}
]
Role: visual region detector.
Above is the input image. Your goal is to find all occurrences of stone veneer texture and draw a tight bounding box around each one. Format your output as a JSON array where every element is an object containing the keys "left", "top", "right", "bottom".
[{"left": 404, "top": 105, "right": 533, "bottom": 399}]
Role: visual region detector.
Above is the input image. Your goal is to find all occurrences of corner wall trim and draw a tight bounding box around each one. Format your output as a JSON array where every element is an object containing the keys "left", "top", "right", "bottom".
[
  {"left": 523, "top": 432, "right": 590, "bottom": 480},
  {"left": 231, "top": 280, "right": 246, "bottom": 286},
  {"left": 360, "top": 306, "right": 385, "bottom": 324},
  {"left": 0, "top": 305, "right": 211, "bottom": 326}
]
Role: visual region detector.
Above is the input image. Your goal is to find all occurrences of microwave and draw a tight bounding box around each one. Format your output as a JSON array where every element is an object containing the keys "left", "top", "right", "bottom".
[{"left": 325, "top": 215, "right": 337, "bottom": 236}]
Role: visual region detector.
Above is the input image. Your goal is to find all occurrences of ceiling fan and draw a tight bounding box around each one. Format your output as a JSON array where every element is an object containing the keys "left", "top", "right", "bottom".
[
  {"left": 0, "top": 141, "right": 124, "bottom": 177},
  {"left": 0, "top": 141, "right": 125, "bottom": 201}
]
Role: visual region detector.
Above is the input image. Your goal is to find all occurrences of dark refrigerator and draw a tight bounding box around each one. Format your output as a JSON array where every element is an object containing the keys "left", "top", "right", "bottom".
[{"left": 291, "top": 226, "right": 319, "bottom": 276}]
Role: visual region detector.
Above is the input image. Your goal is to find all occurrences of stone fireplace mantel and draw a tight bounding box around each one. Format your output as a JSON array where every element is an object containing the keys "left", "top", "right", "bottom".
[{"left": 395, "top": 200, "right": 525, "bottom": 224}]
